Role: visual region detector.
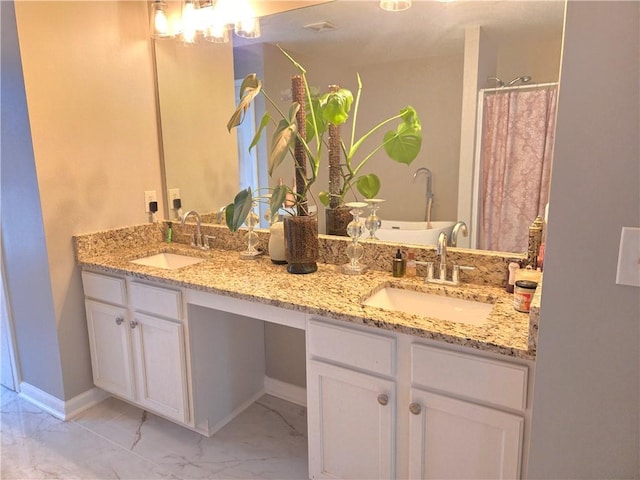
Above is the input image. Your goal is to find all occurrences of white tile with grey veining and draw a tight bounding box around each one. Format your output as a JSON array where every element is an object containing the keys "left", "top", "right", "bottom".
[{"left": 1, "top": 388, "right": 308, "bottom": 480}]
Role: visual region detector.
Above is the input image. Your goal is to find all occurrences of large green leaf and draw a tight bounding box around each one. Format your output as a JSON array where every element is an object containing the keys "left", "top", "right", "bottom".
[
  {"left": 226, "top": 187, "right": 254, "bottom": 232},
  {"left": 270, "top": 184, "right": 288, "bottom": 219},
  {"left": 356, "top": 174, "right": 381, "bottom": 199},
  {"left": 382, "top": 106, "right": 422, "bottom": 165},
  {"left": 318, "top": 191, "right": 331, "bottom": 207},
  {"left": 249, "top": 112, "right": 270, "bottom": 152},
  {"left": 268, "top": 119, "right": 297, "bottom": 176},
  {"left": 320, "top": 88, "right": 353, "bottom": 126},
  {"left": 306, "top": 96, "right": 328, "bottom": 143},
  {"left": 227, "top": 74, "right": 262, "bottom": 132}
]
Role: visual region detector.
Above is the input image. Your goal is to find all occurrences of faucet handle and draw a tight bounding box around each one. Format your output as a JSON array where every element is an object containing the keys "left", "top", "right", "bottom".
[
  {"left": 415, "top": 261, "right": 435, "bottom": 281},
  {"left": 203, "top": 235, "right": 216, "bottom": 250},
  {"left": 452, "top": 265, "right": 475, "bottom": 284}
]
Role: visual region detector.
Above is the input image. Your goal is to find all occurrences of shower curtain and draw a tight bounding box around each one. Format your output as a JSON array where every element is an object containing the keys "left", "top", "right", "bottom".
[{"left": 478, "top": 87, "right": 557, "bottom": 252}]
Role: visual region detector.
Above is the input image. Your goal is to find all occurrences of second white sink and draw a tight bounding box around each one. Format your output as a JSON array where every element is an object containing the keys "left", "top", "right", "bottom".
[
  {"left": 130, "top": 253, "right": 205, "bottom": 270},
  {"left": 363, "top": 287, "right": 492, "bottom": 326}
]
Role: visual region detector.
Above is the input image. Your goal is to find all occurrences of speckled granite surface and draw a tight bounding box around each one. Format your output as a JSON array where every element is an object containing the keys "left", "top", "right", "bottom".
[{"left": 74, "top": 223, "right": 537, "bottom": 360}]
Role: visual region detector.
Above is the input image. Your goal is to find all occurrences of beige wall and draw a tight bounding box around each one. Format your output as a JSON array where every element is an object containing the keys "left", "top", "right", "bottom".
[
  {"left": 14, "top": 0, "right": 162, "bottom": 399},
  {"left": 155, "top": 39, "right": 239, "bottom": 217},
  {"left": 528, "top": 2, "right": 639, "bottom": 477}
]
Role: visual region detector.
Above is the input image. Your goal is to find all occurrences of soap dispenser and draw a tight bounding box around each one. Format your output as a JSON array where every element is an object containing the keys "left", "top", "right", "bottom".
[{"left": 392, "top": 249, "right": 406, "bottom": 277}]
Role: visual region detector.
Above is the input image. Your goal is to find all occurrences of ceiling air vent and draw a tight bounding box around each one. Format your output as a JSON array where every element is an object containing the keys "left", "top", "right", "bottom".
[{"left": 303, "top": 21, "right": 337, "bottom": 33}]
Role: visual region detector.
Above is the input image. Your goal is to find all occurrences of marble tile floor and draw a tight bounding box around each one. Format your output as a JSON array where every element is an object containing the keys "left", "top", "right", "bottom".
[{"left": 1, "top": 387, "right": 309, "bottom": 479}]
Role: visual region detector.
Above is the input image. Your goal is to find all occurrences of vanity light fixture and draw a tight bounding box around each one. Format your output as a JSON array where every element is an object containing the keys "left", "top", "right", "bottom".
[
  {"left": 150, "top": 0, "right": 171, "bottom": 39},
  {"left": 380, "top": 0, "right": 412, "bottom": 12},
  {"left": 150, "top": 0, "right": 261, "bottom": 43}
]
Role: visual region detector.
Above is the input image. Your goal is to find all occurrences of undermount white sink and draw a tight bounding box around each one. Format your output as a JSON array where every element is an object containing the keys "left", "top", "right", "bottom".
[
  {"left": 363, "top": 287, "right": 493, "bottom": 326},
  {"left": 130, "top": 253, "right": 205, "bottom": 270}
]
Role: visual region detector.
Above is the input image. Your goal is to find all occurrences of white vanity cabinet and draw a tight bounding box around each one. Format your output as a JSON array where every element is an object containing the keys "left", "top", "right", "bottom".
[
  {"left": 307, "top": 320, "right": 397, "bottom": 479},
  {"left": 307, "top": 318, "right": 531, "bottom": 480},
  {"left": 408, "top": 344, "right": 527, "bottom": 479},
  {"left": 81, "top": 271, "right": 190, "bottom": 424}
]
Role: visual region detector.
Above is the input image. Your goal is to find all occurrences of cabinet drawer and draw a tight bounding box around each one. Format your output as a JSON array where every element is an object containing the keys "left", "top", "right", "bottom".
[
  {"left": 308, "top": 319, "right": 396, "bottom": 377},
  {"left": 82, "top": 271, "right": 126, "bottom": 306},
  {"left": 129, "top": 281, "right": 182, "bottom": 320},
  {"left": 411, "top": 344, "right": 528, "bottom": 411}
]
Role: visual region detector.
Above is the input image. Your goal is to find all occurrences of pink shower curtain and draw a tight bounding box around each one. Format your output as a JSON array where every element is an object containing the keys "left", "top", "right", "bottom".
[{"left": 478, "top": 87, "right": 557, "bottom": 252}]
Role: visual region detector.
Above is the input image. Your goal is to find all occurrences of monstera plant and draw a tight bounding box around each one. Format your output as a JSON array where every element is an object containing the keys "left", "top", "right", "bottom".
[
  {"left": 319, "top": 76, "right": 422, "bottom": 204},
  {"left": 318, "top": 75, "right": 422, "bottom": 235}
]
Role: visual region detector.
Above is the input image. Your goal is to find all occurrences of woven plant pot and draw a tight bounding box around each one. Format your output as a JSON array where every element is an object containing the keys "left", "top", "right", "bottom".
[
  {"left": 284, "top": 215, "right": 318, "bottom": 274},
  {"left": 325, "top": 205, "right": 353, "bottom": 237}
]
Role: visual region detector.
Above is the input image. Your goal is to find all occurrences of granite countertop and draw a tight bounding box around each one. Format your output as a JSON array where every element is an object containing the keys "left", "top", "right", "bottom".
[{"left": 76, "top": 240, "right": 536, "bottom": 360}]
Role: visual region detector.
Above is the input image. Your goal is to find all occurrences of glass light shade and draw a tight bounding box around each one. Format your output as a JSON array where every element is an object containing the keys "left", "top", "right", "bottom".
[
  {"left": 204, "top": 22, "right": 230, "bottom": 43},
  {"left": 380, "top": 0, "right": 412, "bottom": 11},
  {"left": 180, "top": 0, "right": 199, "bottom": 43},
  {"left": 150, "top": 1, "right": 171, "bottom": 39},
  {"left": 235, "top": 17, "right": 261, "bottom": 39}
]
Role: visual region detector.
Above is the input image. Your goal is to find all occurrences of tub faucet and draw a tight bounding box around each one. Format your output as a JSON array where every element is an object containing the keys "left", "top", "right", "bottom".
[
  {"left": 181, "top": 210, "right": 208, "bottom": 249},
  {"left": 450, "top": 221, "right": 468, "bottom": 247},
  {"left": 412, "top": 167, "right": 433, "bottom": 226}
]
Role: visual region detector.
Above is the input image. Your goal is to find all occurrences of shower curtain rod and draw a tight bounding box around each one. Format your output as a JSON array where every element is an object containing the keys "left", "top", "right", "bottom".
[{"left": 480, "top": 82, "right": 559, "bottom": 94}]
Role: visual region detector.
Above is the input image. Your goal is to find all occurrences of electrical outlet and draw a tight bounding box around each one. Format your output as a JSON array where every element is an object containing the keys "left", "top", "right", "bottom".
[
  {"left": 144, "top": 190, "right": 157, "bottom": 213},
  {"left": 168, "top": 188, "right": 181, "bottom": 208}
]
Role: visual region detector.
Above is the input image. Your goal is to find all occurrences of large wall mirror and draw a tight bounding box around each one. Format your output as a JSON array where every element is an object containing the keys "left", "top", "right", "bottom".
[{"left": 153, "top": 0, "right": 565, "bottom": 254}]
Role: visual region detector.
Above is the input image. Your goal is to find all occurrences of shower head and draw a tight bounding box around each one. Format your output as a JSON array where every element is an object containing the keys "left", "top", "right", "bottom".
[
  {"left": 487, "top": 76, "right": 505, "bottom": 87},
  {"left": 506, "top": 76, "right": 532, "bottom": 87}
]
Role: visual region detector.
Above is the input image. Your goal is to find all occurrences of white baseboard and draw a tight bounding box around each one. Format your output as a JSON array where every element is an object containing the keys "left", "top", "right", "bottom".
[
  {"left": 264, "top": 376, "right": 307, "bottom": 407},
  {"left": 19, "top": 382, "right": 109, "bottom": 421}
]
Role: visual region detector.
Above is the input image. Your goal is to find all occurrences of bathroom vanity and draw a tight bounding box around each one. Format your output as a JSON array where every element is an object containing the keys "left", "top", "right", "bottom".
[{"left": 74, "top": 223, "right": 537, "bottom": 479}]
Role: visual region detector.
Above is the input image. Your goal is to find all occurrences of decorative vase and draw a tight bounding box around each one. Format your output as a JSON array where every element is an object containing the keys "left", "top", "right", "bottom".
[
  {"left": 284, "top": 215, "right": 318, "bottom": 274},
  {"left": 325, "top": 205, "right": 353, "bottom": 236},
  {"left": 268, "top": 221, "right": 287, "bottom": 265}
]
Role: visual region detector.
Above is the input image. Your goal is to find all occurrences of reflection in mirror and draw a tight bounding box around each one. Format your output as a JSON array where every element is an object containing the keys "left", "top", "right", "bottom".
[{"left": 154, "top": 0, "right": 565, "bottom": 254}]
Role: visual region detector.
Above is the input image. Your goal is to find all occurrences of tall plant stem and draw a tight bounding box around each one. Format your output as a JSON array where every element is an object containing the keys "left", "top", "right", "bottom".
[
  {"left": 328, "top": 84, "right": 342, "bottom": 209},
  {"left": 291, "top": 75, "right": 308, "bottom": 216}
]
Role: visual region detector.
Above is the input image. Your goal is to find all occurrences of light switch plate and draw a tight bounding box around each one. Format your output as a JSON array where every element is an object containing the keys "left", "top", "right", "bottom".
[{"left": 616, "top": 227, "right": 640, "bottom": 287}]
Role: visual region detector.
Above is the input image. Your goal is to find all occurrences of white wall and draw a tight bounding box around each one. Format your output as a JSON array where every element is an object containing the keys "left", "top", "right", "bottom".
[
  {"left": 1, "top": 0, "right": 65, "bottom": 399},
  {"left": 528, "top": 2, "right": 640, "bottom": 478},
  {"left": 12, "top": 0, "right": 163, "bottom": 399}
]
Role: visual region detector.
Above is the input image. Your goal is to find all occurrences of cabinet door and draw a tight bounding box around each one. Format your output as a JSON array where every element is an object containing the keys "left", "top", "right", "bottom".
[
  {"left": 130, "top": 312, "right": 189, "bottom": 423},
  {"left": 409, "top": 388, "right": 524, "bottom": 480},
  {"left": 85, "top": 300, "right": 135, "bottom": 400},
  {"left": 307, "top": 360, "right": 395, "bottom": 479}
]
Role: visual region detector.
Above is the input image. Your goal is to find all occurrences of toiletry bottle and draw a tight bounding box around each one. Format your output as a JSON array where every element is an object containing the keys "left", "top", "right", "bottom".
[
  {"left": 393, "top": 249, "right": 406, "bottom": 277},
  {"left": 166, "top": 222, "right": 173, "bottom": 244},
  {"left": 507, "top": 261, "right": 520, "bottom": 293},
  {"left": 527, "top": 216, "right": 544, "bottom": 269},
  {"left": 406, "top": 251, "right": 417, "bottom": 278}
]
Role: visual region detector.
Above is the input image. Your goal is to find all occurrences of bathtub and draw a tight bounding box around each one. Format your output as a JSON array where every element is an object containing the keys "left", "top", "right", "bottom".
[{"left": 376, "top": 220, "right": 456, "bottom": 245}]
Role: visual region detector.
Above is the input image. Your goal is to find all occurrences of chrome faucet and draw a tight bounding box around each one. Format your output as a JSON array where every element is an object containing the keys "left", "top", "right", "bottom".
[
  {"left": 415, "top": 231, "right": 475, "bottom": 286},
  {"left": 437, "top": 232, "right": 448, "bottom": 281},
  {"left": 450, "top": 221, "right": 468, "bottom": 247},
  {"left": 181, "top": 210, "right": 209, "bottom": 249},
  {"left": 217, "top": 205, "right": 227, "bottom": 224},
  {"left": 412, "top": 167, "right": 433, "bottom": 226}
]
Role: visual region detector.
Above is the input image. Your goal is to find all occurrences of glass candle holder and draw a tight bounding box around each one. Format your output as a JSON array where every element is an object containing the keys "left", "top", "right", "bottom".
[
  {"left": 240, "top": 204, "right": 261, "bottom": 260},
  {"left": 364, "top": 198, "right": 385, "bottom": 240},
  {"left": 342, "top": 202, "right": 368, "bottom": 275}
]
